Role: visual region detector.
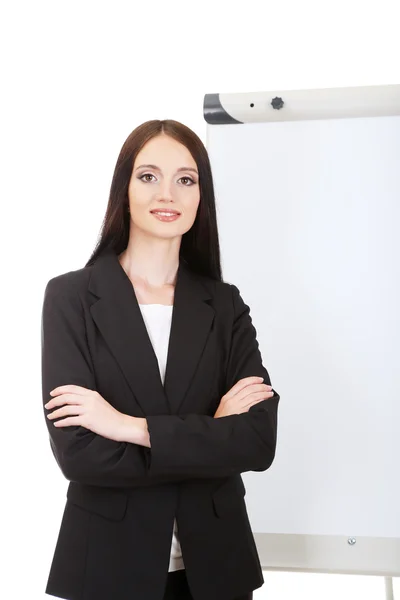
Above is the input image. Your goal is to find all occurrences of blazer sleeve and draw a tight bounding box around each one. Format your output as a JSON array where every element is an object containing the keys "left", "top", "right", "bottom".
[
  {"left": 145, "top": 283, "right": 280, "bottom": 478},
  {"left": 41, "top": 276, "right": 185, "bottom": 488}
]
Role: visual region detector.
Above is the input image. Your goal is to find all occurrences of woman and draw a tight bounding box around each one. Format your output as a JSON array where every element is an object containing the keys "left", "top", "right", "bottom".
[{"left": 42, "top": 119, "right": 280, "bottom": 600}]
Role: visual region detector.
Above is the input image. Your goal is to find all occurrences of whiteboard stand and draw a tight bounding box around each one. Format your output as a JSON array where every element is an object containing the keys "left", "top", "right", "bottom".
[{"left": 385, "top": 577, "right": 394, "bottom": 600}]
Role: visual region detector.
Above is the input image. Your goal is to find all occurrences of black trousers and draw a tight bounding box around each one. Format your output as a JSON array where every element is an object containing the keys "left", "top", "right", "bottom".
[{"left": 163, "top": 569, "right": 253, "bottom": 600}]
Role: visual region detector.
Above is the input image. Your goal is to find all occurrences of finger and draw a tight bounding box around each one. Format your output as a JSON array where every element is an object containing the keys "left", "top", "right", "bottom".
[
  {"left": 242, "top": 391, "right": 274, "bottom": 408},
  {"left": 53, "top": 416, "right": 83, "bottom": 427},
  {"left": 224, "top": 377, "right": 265, "bottom": 399},
  {"left": 50, "top": 385, "right": 93, "bottom": 396},
  {"left": 47, "top": 405, "right": 83, "bottom": 420},
  {"left": 247, "top": 391, "right": 274, "bottom": 407},
  {"left": 240, "top": 383, "right": 272, "bottom": 398},
  {"left": 45, "top": 393, "right": 82, "bottom": 409},
  {"left": 228, "top": 383, "right": 271, "bottom": 404}
]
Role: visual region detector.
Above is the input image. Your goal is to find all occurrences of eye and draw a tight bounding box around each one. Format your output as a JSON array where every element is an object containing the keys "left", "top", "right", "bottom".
[
  {"left": 138, "top": 173, "right": 196, "bottom": 187},
  {"left": 179, "top": 176, "right": 196, "bottom": 186},
  {"left": 139, "top": 173, "right": 156, "bottom": 182}
]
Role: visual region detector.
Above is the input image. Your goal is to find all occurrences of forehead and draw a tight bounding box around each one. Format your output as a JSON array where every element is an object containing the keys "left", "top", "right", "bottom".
[{"left": 134, "top": 135, "right": 196, "bottom": 168}]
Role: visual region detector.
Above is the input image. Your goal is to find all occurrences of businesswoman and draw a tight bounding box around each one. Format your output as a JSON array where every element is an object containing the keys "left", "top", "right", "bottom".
[{"left": 41, "top": 119, "right": 280, "bottom": 600}]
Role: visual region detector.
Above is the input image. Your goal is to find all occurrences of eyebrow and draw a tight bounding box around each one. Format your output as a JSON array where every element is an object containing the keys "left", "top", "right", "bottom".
[{"left": 134, "top": 164, "right": 198, "bottom": 175}]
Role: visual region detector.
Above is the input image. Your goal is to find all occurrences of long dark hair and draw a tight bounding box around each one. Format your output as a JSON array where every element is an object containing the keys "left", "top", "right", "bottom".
[{"left": 85, "top": 120, "right": 222, "bottom": 281}]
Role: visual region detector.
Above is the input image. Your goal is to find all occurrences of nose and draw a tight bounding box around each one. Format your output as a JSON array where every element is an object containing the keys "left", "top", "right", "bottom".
[{"left": 155, "top": 178, "right": 174, "bottom": 202}]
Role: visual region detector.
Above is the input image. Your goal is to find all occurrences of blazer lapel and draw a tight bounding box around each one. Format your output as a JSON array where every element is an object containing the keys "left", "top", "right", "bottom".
[
  {"left": 163, "top": 258, "right": 215, "bottom": 414},
  {"left": 88, "top": 247, "right": 215, "bottom": 416}
]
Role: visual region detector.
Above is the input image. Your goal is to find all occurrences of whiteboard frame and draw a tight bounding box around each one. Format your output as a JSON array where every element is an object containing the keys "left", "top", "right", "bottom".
[
  {"left": 255, "top": 533, "right": 400, "bottom": 577},
  {"left": 204, "top": 83, "right": 400, "bottom": 126},
  {"left": 204, "top": 83, "right": 400, "bottom": 582}
]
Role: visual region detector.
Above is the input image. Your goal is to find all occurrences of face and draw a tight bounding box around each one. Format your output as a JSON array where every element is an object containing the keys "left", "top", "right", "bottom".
[{"left": 127, "top": 134, "right": 200, "bottom": 240}]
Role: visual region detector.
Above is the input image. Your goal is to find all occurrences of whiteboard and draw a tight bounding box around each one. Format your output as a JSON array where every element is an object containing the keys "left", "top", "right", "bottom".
[{"left": 204, "top": 84, "right": 400, "bottom": 576}]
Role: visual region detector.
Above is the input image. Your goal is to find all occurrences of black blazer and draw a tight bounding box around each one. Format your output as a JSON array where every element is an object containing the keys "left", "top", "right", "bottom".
[{"left": 41, "top": 246, "right": 280, "bottom": 600}]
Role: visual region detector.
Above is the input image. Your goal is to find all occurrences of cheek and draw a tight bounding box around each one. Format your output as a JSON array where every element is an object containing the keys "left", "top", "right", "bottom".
[
  {"left": 181, "top": 203, "right": 199, "bottom": 230},
  {"left": 129, "top": 180, "right": 148, "bottom": 201},
  {"left": 130, "top": 205, "right": 150, "bottom": 225},
  {"left": 183, "top": 190, "right": 200, "bottom": 217},
  {"left": 128, "top": 184, "right": 151, "bottom": 213}
]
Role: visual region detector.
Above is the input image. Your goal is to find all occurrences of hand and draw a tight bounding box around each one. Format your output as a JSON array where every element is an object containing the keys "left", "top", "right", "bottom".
[
  {"left": 214, "top": 376, "right": 274, "bottom": 418},
  {"left": 45, "top": 384, "right": 127, "bottom": 442}
]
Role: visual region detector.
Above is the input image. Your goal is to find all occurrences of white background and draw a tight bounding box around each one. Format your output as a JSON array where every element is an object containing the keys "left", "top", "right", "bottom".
[{"left": 1, "top": 1, "right": 399, "bottom": 598}]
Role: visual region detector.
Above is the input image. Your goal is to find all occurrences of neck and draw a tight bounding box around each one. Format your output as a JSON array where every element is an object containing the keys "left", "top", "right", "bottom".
[{"left": 118, "top": 243, "right": 180, "bottom": 288}]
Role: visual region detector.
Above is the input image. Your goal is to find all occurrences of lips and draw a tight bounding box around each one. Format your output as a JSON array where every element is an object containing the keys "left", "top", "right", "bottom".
[
  {"left": 150, "top": 209, "right": 181, "bottom": 215},
  {"left": 150, "top": 210, "right": 181, "bottom": 223}
]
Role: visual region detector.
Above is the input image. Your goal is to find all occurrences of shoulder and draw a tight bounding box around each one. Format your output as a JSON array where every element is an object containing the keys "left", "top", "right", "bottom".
[
  {"left": 193, "top": 270, "right": 245, "bottom": 315},
  {"left": 43, "top": 264, "right": 92, "bottom": 303}
]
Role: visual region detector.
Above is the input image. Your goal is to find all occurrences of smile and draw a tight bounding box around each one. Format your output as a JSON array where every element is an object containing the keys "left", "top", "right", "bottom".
[{"left": 150, "top": 211, "right": 181, "bottom": 222}]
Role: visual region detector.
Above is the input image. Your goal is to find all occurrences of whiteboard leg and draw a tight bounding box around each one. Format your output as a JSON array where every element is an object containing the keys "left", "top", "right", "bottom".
[{"left": 385, "top": 576, "right": 394, "bottom": 600}]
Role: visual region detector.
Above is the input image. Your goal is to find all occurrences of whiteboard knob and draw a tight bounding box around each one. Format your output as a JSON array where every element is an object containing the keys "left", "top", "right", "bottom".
[{"left": 347, "top": 538, "right": 357, "bottom": 545}]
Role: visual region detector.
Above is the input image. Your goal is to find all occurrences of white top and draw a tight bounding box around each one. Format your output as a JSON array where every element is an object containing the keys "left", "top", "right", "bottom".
[{"left": 138, "top": 303, "right": 185, "bottom": 573}]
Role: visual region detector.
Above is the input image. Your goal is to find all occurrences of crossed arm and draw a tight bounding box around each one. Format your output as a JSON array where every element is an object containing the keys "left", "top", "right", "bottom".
[
  {"left": 45, "top": 384, "right": 152, "bottom": 447},
  {"left": 41, "top": 277, "right": 280, "bottom": 487}
]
